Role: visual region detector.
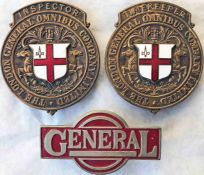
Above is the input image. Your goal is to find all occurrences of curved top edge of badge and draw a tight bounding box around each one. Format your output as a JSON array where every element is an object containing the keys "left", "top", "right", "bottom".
[
  {"left": 105, "top": 1, "right": 203, "bottom": 112},
  {"left": 75, "top": 110, "right": 129, "bottom": 128},
  {"left": 116, "top": 1, "right": 194, "bottom": 28},
  {"left": 11, "top": 1, "right": 90, "bottom": 28},
  {"left": 1, "top": 1, "right": 100, "bottom": 115}
]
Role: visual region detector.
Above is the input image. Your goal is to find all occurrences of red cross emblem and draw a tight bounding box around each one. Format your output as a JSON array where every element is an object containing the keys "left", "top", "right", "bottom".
[
  {"left": 30, "top": 43, "right": 70, "bottom": 83},
  {"left": 136, "top": 44, "right": 175, "bottom": 81}
]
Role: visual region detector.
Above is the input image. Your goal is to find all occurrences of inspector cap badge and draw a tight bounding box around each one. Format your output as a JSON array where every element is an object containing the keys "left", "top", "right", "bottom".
[
  {"left": 41, "top": 111, "right": 161, "bottom": 174},
  {"left": 1, "top": 1, "right": 100, "bottom": 115},
  {"left": 106, "top": 2, "right": 203, "bottom": 112}
]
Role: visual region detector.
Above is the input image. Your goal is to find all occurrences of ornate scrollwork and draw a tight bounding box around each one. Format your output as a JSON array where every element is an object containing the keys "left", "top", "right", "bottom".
[
  {"left": 121, "top": 26, "right": 189, "bottom": 95},
  {"left": 16, "top": 26, "right": 84, "bottom": 96}
]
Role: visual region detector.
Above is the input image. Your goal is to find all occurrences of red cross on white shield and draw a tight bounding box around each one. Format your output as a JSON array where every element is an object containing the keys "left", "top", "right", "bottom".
[
  {"left": 135, "top": 44, "right": 175, "bottom": 82},
  {"left": 30, "top": 43, "right": 70, "bottom": 83}
]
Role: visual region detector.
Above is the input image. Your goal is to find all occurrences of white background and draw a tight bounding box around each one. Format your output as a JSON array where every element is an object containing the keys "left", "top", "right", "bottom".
[{"left": 0, "top": 0, "right": 204, "bottom": 175}]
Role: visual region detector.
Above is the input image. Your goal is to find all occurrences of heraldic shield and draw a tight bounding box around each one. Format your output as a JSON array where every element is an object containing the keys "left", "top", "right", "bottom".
[
  {"left": 30, "top": 43, "right": 70, "bottom": 83},
  {"left": 135, "top": 44, "right": 175, "bottom": 82},
  {"left": 1, "top": 1, "right": 100, "bottom": 114}
]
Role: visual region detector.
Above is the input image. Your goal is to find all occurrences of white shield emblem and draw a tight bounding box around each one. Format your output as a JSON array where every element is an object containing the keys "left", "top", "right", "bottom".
[
  {"left": 30, "top": 43, "right": 70, "bottom": 83},
  {"left": 135, "top": 44, "right": 175, "bottom": 82}
]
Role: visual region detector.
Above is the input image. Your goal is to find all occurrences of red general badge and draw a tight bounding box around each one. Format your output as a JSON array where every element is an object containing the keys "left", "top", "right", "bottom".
[{"left": 41, "top": 112, "right": 161, "bottom": 174}]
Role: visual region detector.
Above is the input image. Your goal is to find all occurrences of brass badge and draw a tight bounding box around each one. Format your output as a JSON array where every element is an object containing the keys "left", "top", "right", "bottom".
[
  {"left": 1, "top": 2, "right": 100, "bottom": 115},
  {"left": 106, "top": 2, "right": 203, "bottom": 112}
]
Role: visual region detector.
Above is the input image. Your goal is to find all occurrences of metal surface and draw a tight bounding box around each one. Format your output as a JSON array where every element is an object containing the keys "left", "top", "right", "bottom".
[
  {"left": 1, "top": 1, "right": 100, "bottom": 115},
  {"left": 105, "top": 1, "right": 203, "bottom": 112},
  {"left": 41, "top": 111, "right": 161, "bottom": 174}
]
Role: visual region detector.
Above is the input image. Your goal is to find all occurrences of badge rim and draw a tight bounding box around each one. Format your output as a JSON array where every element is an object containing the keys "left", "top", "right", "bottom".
[
  {"left": 105, "top": 1, "right": 203, "bottom": 111},
  {"left": 1, "top": 1, "right": 100, "bottom": 114}
]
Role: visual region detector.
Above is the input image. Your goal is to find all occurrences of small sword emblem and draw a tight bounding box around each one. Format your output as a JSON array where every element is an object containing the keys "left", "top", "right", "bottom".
[
  {"left": 141, "top": 46, "right": 150, "bottom": 58},
  {"left": 36, "top": 46, "right": 44, "bottom": 58}
]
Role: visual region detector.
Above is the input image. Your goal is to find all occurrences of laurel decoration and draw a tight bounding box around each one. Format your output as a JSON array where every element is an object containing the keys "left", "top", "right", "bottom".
[
  {"left": 21, "top": 26, "right": 46, "bottom": 47},
  {"left": 21, "top": 26, "right": 77, "bottom": 47},
  {"left": 126, "top": 72, "right": 179, "bottom": 96},
  {"left": 52, "top": 78, "right": 76, "bottom": 94},
  {"left": 127, "top": 26, "right": 151, "bottom": 47},
  {"left": 16, "top": 26, "right": 84, "bottom": 96},
  {"left": 159, "top": 26, "right": 182, "bottom": 47},
  {"left": 121, "top": 26, "right": 189, "bottom": 96},
  {"left": 142, "top": 26, "right": 151, "bottom": 40},
  {"left": 30, "top": 84, "right": 50, "bottom": 95},
  {"left": 16, "top": 49, "right": 83, "bottom": 96},
  {"left": 61, "top": 30, "right": 70, "bottom": 40}
]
